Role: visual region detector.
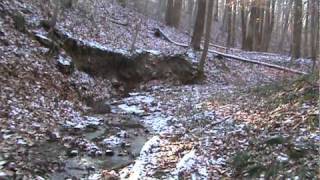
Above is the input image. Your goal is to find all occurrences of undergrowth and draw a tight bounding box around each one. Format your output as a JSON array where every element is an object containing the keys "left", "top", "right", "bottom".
[
  {"left": 231, "top": 75, "right": 319, "bottom": 179},
  {"left": 210, "top": 74, "right": 319, "bottom": 179}
]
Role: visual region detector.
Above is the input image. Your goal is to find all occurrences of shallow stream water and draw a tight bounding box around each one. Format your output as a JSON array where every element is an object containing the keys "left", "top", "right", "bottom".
[{"left": 29, "top": 94, "right": 154, "bottom": 179}]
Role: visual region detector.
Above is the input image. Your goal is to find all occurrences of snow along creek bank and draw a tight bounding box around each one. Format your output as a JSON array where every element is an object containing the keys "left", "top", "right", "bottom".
[
  {"left": 99, "top": 84, "right": 244, "bottom": 179},
  {"left": 115, "top": 85, "right": 241, "bottom": 179},
  {"left": 25, "top": 81, "right": 243, "bottom": 179}
]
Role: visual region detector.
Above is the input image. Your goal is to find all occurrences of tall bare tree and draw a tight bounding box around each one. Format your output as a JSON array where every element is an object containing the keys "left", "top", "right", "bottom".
[
  {"left": 291, "top": 0, "right": 303, "bottom": 59},
  {"left": 240, "top": 0, "right": 249, "bottom": 49},
  {"left": 226, "top": 0, "right": 232, "bottom": 47},
  {"left": 174, "top": 0, "right": 183, "bottom": 28},
  {"left": 214, "top": 0, "right": 219, "bottom": 21},
  {"left": 191, "top": 0, "right": 206, "bottom": 50},
  {"left": 278, "top": 0, "right": 293, "bottom": 51},
  {"left": 198, "top": 0, "right": 214, "bottom": 75},
  {"left": 187, "top": 0, "right": 196, "bottom": 34},
  {"left": 303, "top": 0, "right": 310, "bottom": 57},
  {"left": 165, "top": 0, "right": 175, "bottom": 26},
  {"left": 261, "top": 0, "right": 276, "bottom": 51},
  {"left": 310, "top": 0, "right": 320, "bottom": 71},
  {"left": 165, "top": 0, "right": 182, "bottom": 28},
  {"left": 231, "top": 0, "right": 237, "bottom": 46},
  {"left": 244, "top": 0, "right": 260, "bottom": 50}
]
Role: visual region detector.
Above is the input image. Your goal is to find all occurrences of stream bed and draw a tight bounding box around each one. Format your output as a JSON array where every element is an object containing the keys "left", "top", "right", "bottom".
[
  {"left": 23, "top": 84, "right": 231, "bottom": 179},
  {"left": 26, "top": 93, "right": 157, "bottom": 179}
]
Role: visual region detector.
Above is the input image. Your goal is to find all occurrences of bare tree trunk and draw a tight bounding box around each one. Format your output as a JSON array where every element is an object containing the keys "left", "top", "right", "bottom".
[
  {"left": 291, "top": 0, "right": 303, "bottom": 60},
  {"left": 222, "top": 0, "right": 228, "bottom": 31},
  {"left": 198, "top": 0, "right": 214, "bottom": 75},
  {"left": 165, "top": 0, "right": 174, "bottom": 26},
  {"left": 255, "top": 0, "right": 264, "bottom": 51},
  {"left": 187, "top": 0, "right": 196, "bottom": 34},
  {"left": 272, "top": 0, "right": 282, "bottom": 47},
  {"left": 173, "top": 0, "right": 183, "bottom": 28},
  {"left": 158, "top": 0, "right": 167, "bottom": 21},
  {"left": 261, "top": 0, "right": 276, "bottom": 51},
  {"left": 240, "top": 0, "right": 248, "bottom": 49},
  {"left": 231, "top": 0, "right": 237, "bottom": 47},
  {"left": 143, "top": 0, "right": 149, "bottom": 15},
  {"left": 260, "top": 3, "right": 265, "bottom": 48},
  {"left": 245, "top": 1, "right": 259, "bottom": 51},
  {"left": 226, "top": 0, "right": 232, "bottom": 47},
  {"left": 191, "top": 0, "right": 206, "bottom": 50},
  {"left": 261, "top": 0, "right": 270, "bottom": 51},
  {"left": 214, "top": 0, "right": 219, "bottom": 21},
  {"left": 268, "top": 0, "right": 276, "bottom": 50},
  {"left": 310, "top": 0, "right": 319, "bottom": 71},
  {"left": 165, "top": 0, "right": 182, "bottom": 28},
  {"left": 303, "top": 0, "right": 310, "bottom": 57},
  {"left": 278, "top": 0, "right": 293, "bottom": 51}
]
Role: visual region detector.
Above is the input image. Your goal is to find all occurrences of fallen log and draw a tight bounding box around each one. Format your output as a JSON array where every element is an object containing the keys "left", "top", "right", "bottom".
[
  {"left": 155, "top": 28, "right": 308, "bottom": 75},
  {"left": 207, "top": 49, "right": 308, "bottom": 75}
]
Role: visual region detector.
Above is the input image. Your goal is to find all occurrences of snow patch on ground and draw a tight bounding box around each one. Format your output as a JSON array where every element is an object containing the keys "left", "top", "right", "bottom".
[
  {"left": 170, "top": 150, "right": 209, "bottom": 179},
  {"left": 175, "top": 149, "right": 196, "bottom": 172},
  {"left": 142, "top": 114, "right": 172, "bottom": 133},
  {"left": 123, "top": 136, "right": 162, "bottom": 179},
  {"left": 118, "top": 104, "right": 145, "bottom": 114},
  {"left": 64, "top": 115, "right": 103, "bottom": 129}
]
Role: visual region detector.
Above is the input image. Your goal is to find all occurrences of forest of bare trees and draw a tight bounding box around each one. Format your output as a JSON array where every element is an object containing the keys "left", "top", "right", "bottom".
[{"left": 128, "top": 0, "right": 319, "bottom": 65}]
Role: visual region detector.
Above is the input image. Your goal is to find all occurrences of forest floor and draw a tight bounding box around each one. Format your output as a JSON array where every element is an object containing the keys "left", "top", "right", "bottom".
[{"left": 0, "top": 0, "right": 319, "bottom": 179}]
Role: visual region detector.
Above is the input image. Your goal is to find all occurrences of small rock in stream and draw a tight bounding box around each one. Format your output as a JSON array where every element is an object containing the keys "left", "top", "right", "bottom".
[
  {"left": 144, "top": 129, "right": 150, "bottom": 134},
  {"left": 86, "top": 166, "right": 96, "bottom": 172},
  {"left": 35, "top": 175, "right": 46, "bottom": 180},
  {"left": 67, "top": 150, "right": 79, "bottom": 157},
  {"left": 7, "top": 162, "right": 16, "bottom": 171},
  {"left": 116, "top": 130, "right": 128, "bottom": 138},
  {"left": 121, "top": 143, "right": 131, "bottom": 148},
  {"left": 117, "top": 152, "right": 127, "bottom": 156},
  {"left": 96, "top": 151, "right": 103, "bottom": 156},
  {"left": 105, "top": 149, "right": 114, "bottom": 156},
  {"left": 87, "top": 149, "right": 103, "bottom": 157},
  {"left": 47, "top": 131, "right": 61, "bottom": 142},
  {"left": 16, "top": 139, "right": 27, "bottom": 145}
]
